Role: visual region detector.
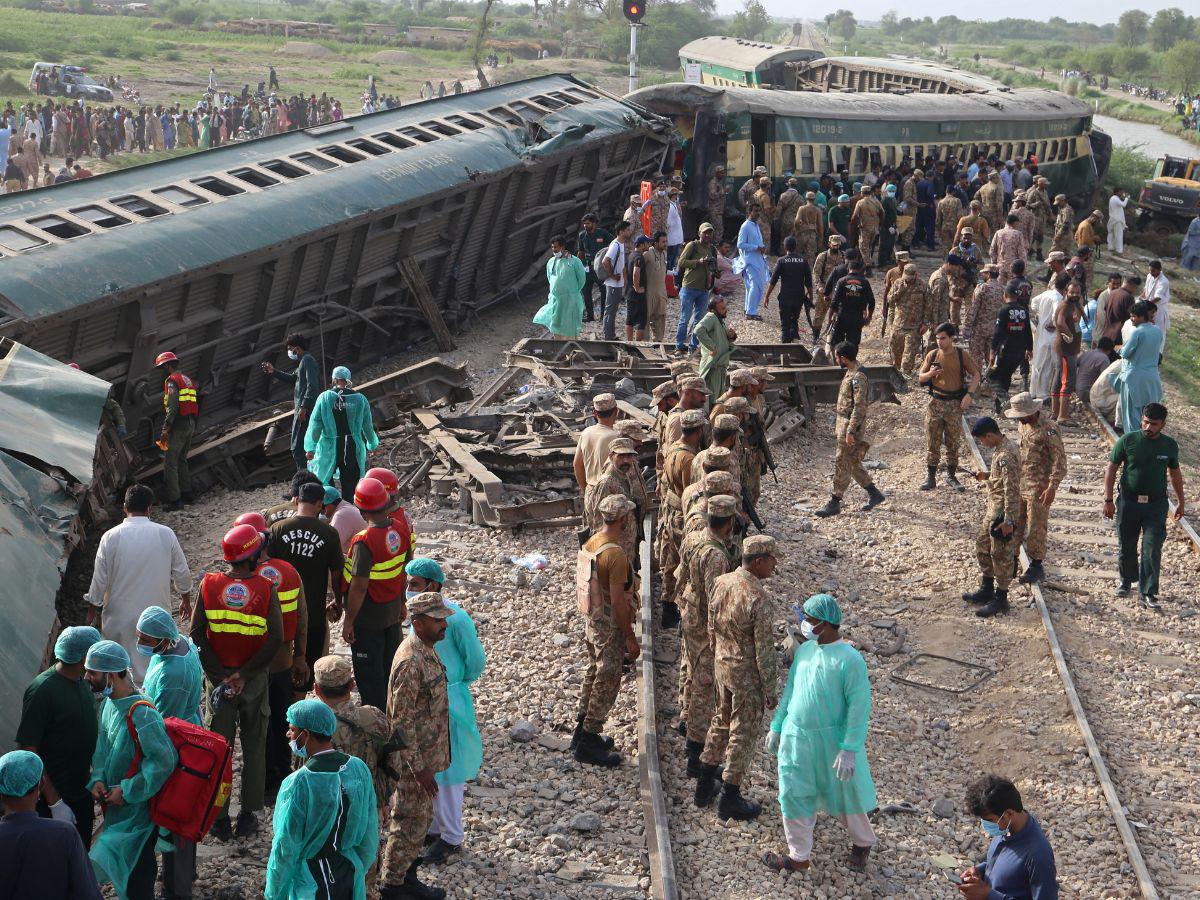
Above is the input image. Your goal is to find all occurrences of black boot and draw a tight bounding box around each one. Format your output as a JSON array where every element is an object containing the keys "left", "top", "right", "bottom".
[
  {"left": 962, "top": 576, "right": 994, "bottom": 604},
  {"left": 919, "top": 466, "right": 937, "bottom": 491},
  {"left": 422, "top": 836, "right": 461, "bottom": 865},
  {"left": 975, "top": 589, "right": 1010, "bottom": 618},
  {"left": 573, "top": 715, "right": 613, "bottom": 750},
  {"left": 946, "top": 466, "right": 965, "bottom": 492},
  {"left": 685, "top": 739, "right": 705, "bottom": 778},
  {"left": 1018, "top": 560, "right": 1044, "bottom": 584},
  {"left": 573, "top": 728, "right": 622, "bottom": 767},
  {"left": 402, "top": 859, "right": 446, "bottom": 899},
  {"left": 661, "top": 600, "right": 681, "bottom": 629},
  {"left": 716, "top": 783, "right": 762, "bottom": 821},
  {"left": 814, "top": 495, "right": 842, "bottom": 518},
  {"left": 693, "top": 764, "right": 721, "bottom": 807},
  {"left": 861, "top": 483, "right": 886, "bottom": 511}
]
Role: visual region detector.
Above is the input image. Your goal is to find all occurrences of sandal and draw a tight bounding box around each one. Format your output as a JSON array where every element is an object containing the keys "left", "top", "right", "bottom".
[
  {"left": 847, "top": 844, "right": 872, "bottom": 872},
  {"left": 762, "top": 850, "right": 810, "bottom": 872}
]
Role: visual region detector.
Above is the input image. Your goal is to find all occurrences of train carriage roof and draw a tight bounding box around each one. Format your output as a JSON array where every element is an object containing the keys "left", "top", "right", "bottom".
[
  {"left": 678, "top": 36, "right": 823, "bottom": 70},
  {"left": 628, "top": 82, "right": 1092, "bottom": 124},
  {"left": 0, "top": 74, "right": 664, "bottom": 324},
  {"left": 800, "top": 56, "right": 1006, "bottom": 92}
]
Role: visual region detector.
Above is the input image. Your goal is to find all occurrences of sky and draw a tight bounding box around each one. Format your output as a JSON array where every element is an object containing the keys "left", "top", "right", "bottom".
[{"left": 712, "top": 2, "right": 1187, "bottom": 26}]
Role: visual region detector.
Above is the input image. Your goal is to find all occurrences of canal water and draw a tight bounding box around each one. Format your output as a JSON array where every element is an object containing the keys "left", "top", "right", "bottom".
[{"left": 1094, "top": 114, "right": 1197, "bottom": 159}]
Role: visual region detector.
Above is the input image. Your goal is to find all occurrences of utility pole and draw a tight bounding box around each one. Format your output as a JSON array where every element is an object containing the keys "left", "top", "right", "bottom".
[{"left": 629, "top": 23, "right": 640, "bottom": 93}]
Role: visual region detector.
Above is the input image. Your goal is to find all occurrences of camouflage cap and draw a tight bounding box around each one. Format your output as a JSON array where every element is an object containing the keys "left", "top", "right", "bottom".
[
  {"left": 1054, "top": 193, "right": 1067, "bottom": 203},
  {"left": 961, "top": 226, "right": 974, "bottom": 236},
  {"left": 758, "top": 176, "right": 771, "bottom": 186},
  {"left": 1046, "top": 250, "right": 1068, "bottom": 262},
  {"left": 828, "top": 234, "right": 845, "bottom": 246},
  {"left": 743, "top": 534, "right": 778, "bottom": 558},
  {"left": 749, "top": 366, "right": 774, "bottom": 382},
  {"left": 680, "top": 408, "right": 707, "bottom": 429},
  {"left": 722, "top": 396, "right": 751, "bottom": 413},
  {"left": 704, "top": 471, "right": 737, "bottom": 492},
  {"left": 985, "top": 262, "right": 1000, "bottom": 273},
  {"left": 609, "top": 437, "right": 637, "bottom": 455},
  {"left": 614, "top": 420, "right": 647, "bottom": 441},
  {"left": 698, "top": 222, "right": 715, "bottom": 234},
  {"left": 988, "top": 171, "right": 1000, "bottom": 181},
  {"left": 729, "top": 369, "right": 755, "bottom": 387},
  {"left": 702, "top": 446, "right": 731, "bottom": 470},
  {"left": 713, "top": 413, "right": 740, "bottom": 431},
  {"left": 894, "top": 250, "right": 910, "bottom": 260},
  {"left": 651, "top": 381, "right": 680, "bottom": 401},
  {"left": 598, "top": 494, "right": 635, "bottom": 521},
  {"left": 903, "top": 263, "right": 919, "bottom": 275},
  {"left": 753, "top": 165, "right": 767, "bottom": 175},
  {"left": 407, "top": 592, "right": 453, "bottom": 621},
  {"left": 679, "top": 376, "right": 710, "bottom": 394},
  {"left": 593, "top": 392, "right": 617, "bottom": 412},
  {"left": 707, "top": 494, "right": 737, "bottom": 518},
  {"left": 313, "top": 654, "right": 354, "bottom": 688},
  {"left": 860, "top": 184, "right": 871, "bottom": 193}
]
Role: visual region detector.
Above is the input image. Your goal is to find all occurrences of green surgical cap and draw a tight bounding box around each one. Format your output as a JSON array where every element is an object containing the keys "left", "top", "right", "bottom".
[
  {"left": 323, "top": 486, "right": 341, "bottom": 505},
  {"left": 404, "top": 557, "right": 445, "bottom": 584},
  {"left": 803, "top": 593, "right": 843, "bottom": 626},
  {"left": 137, "top": 606, "right": 179, "bottom": 641},
  {"left": 332, "top": 366, "right": 352, "bottom": 382},
  {"left": 0, "top": 750, "right": 43, "bottom": 797},
  {"left": 287, "top": 699, "right": 337, "bottom": 737},
  {"left": 86, "top": 639, "right": 131, "bottom": 673},
  {"left": 54, "top": 625, "right": 101, "bottom": 664}
]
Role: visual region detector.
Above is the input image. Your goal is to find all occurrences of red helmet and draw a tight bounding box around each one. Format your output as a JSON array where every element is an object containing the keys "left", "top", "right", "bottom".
[
  {"left": 68, "top": 362, "right": 81, "bottom": 370},
  {"left": 221, "top": 524, "right": 263, "bottom": 563},
  {"left": 154, "top": 351, "right": 178, "bottom": 367},
  {"left": 364, "top": 467, "right": 398, "bottom": 495},
  {"left": 235, "top": 512, "right": 269, "bottom": 533},
  {"left": 354, "top": 477, "right": 390, "bottom": 513}
]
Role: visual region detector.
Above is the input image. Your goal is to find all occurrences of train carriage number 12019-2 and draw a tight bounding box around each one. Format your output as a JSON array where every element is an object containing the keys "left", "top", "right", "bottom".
[{"left": 811, "top": 123, "right": 844, "bottom": 136}]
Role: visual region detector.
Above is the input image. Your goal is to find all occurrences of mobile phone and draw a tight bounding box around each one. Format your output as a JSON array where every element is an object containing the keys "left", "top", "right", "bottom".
[{"left": 944, "top": 871, "right": 963, "bottom": 885}]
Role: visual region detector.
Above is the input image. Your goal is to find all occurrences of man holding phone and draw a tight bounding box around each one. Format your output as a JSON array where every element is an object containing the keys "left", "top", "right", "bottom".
[
  {"left": 962, "top": 417, "right": 1020, "bottom": 618},
  {"left": 958, "top": 775, "right": 1058, "bottom": 898}
]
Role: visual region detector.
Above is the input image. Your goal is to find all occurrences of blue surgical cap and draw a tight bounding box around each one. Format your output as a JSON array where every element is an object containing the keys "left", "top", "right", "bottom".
[
  {"left": 86, "top": 640, "right": 131, "bottom": 673},
  {"left": 405, "top": 557, "right": 445, "bottom": 584},
  {"left": 0, "top": 751, "right": 43, "bottom": 797},
  {"left": 55, "top": 625, "right": 101, "bottom": 664},
  {"left": 137, "top": 606, "right": 179, "bottom": 641},
  {"left": 332, "top": 366, "right": 352, "bottom": 382},
  {"left": 323, "top": 485, "right": 342, "bottom": 505},
  {"left": 838, "top": 194, "right": 850, "bottom": 203},
  {"left": 803, "top": 593, "right": 843, "bottom": 626},
  {"left": 286, "top": 699, "right": 337, "bottom": 737}
]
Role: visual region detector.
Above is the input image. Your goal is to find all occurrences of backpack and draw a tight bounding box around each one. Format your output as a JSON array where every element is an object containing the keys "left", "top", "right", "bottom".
[
  {"left": 576, "top": 541, "right": 621, "bottom": 619},
  {"left": 593, "top": 243, "right": 618, "bottom": 281},
  {"left": 125, "top": 700, "right": 234, "bottom": 842}
]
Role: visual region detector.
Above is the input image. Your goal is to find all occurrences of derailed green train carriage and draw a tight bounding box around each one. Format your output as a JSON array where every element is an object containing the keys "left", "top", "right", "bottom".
[
  {"left": 0, "top": 75, "right": 671, "bottom": 446},
  {"left": 629, "top": 82, "right": 1110, "bottom": 219}
]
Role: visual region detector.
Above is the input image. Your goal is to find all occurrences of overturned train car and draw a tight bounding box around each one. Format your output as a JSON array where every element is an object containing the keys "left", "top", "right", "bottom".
[{"left": 0, "top": 75, "right": 671, "bottom": 447}]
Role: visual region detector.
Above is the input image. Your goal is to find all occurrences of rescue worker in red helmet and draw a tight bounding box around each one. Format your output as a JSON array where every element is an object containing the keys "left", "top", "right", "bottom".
[
  {"left": 156, "top": 351, "right": 199, "bottom": 510},
  {"left": 235, "top": 512, "right": 309, "bottom": 802},
  {"left": 190, "top": 523, "right": 283, "bottom": 842},
  {"left": 340, "top": 477, "right": 410, "bottom": 710}
]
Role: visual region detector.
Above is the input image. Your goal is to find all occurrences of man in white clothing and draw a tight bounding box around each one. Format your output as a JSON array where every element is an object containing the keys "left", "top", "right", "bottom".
[
  {"left": 1107, "top": 189, "right": 1128, "bottom": 253},
  {"left": 666, "top": 188, "right": 685, "bottom": 273},
  {"left": 1140, "top": 260, "right": 1170, "bottom": 345},
  {"left": 1028, "top": 271, "right": 1071, "bottom": 400},
  {"left": 84, "top": 484, "right": 192, "bottom": 680}
]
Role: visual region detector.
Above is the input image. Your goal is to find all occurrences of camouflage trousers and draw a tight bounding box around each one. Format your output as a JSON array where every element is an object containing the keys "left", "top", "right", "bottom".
[
  {"left": 976, "top": 517, "right": 1018, "bottom": 590},
  {"left": 1051, "top": 232, "right": 1071, "bottom": 254},
  {"left": 700, "top": 670, "right": 765, "bottom": 787},
  {"left": 950, "top": 298, "right": 962, "bottom": 328},
  {"left": 938, "top": 226, "right": 956, "bottom": 249},
  {"left": 381, "top": 770, "right": 432, "bottom": 886},
  {"left": 709, "top": 214, "right": 724, "bottom": 244},
  {"left": 744, "top": 458, "right": 762, "bottom": 509},
  {"left": 857, "top": 228, "right": 878, "bottom": 267},
  {"left": 813, "top": 291, "right": 830, "bottom": 337},
  {"left": 1015, "top": 494, "right": 1050, "bottom": 561},
  {"left": 679, "top": 597, "right": 716, "bottom": 743},
  {"left": 577, "top": 618, "right": 623, "bottom": 733},
  {"left": 759, "top": 222, "right": 772, "bottom": 256},
  {"left": 1031, "top": 226, "right": 1044, "bottom": 258},
  {"left": 655, "top": 505, "right": 683, "bottom": 603},
  {"left": 832, "top": 439, "right": 871, "bottom": 496},
  {"left": 926, "top": 397, "right": 963, "bottom": 467},
  {"left": 796, "top": 232, "right": 819, "bottom": 265},
  {"left": 890, "top": 327, "right": 922, "bottom": 373}
]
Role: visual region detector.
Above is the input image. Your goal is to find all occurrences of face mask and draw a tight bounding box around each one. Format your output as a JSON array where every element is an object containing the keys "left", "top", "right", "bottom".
[
  {"left": 287, "top": 350, "right": 299, "bottom": 361},
  {"left": 800, "top": 620, "right": 820, "bottom": 641},
  {"left": 981, "top": 812, "right": 1011, "bottom": 838},
  {"left": 289, "top": 738, "right": 308, "bottom": 758},
  {"left": 135, "top": 642, "right": 158, "bottom": 657},
  {"left": 100, "top": 676, "right": 113, "bottom": 698},
  {"left": 405, "top": 589, "right": 423, "bottom": 601}
]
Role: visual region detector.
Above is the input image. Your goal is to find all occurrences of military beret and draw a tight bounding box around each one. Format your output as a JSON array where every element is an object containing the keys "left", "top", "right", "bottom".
[
  {"left": 598, "top": 494, "right": 635, "bottom": 521},
  {"left": 729, "top": 369, "right": 755, "bottom": 387},
  {"left": 707, "top": 494, "right": 737, "bottom": 518},
  {"left": 313, "top": 654, "right": 354, "bottom": 688},
  {"left": 592, "top": 392, "right": 617, "bottom": 411},
  {"left": 713, "top": 413, "right": 740, "bottom": 431},
  {"left": 609, "top": 437, "right": 637, "bottom": 454},
  {"left": 680, "top": 408, "right": 707, "bottom": 429},
  {"left": 743, "top": 534, "right": 777, "bottom": 558}
]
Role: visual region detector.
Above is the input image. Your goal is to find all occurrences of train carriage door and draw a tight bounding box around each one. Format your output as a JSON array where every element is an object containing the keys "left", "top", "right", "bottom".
[
  {"left": 750, "top": 115, "right": 770, "bottom": 178},
  {"left": 689, "top": 109, "right": 728, "bottom": 212}
]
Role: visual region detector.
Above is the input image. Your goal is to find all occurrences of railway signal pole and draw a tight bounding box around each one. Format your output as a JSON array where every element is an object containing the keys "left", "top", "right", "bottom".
[{"left": 623, "top": 0, "right": 645, "bottom": 93}]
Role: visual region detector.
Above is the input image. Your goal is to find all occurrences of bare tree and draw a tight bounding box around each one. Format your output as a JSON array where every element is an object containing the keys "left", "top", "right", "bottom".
[{"left": 473, "top": 0, "right": 496, "bottom": 89}]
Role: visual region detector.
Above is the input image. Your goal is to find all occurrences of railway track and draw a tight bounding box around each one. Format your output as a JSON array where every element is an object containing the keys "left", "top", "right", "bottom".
[{"left": 961, "top": 405, "right": 1200, "bottom": 900}]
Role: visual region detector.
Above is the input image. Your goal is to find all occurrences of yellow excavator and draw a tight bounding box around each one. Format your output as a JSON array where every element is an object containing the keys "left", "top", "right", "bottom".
[{"left": 1136, "top": 155, "right": 1200, "bottom": 236}]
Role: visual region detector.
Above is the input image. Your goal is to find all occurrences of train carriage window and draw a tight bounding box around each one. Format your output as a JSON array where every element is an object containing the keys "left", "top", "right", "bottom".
[
  {"left": 509, "top": 100, "right": 544, "bottom": 122},
  {"left": 528, "top": 94, "right": 565, "bottom": 110},
  {"left": 869, "top": 146, "right": 882, "bottom": 168},
  {"left": 290, "top": 151, "right": 338, "bottom": 171},
  {"left": 900, "top": 145, "right": 910, "bottom": 163},
  {"left": 397, "top": 126, "right": 438, "bottom": 143},
  {"left": 419, "top": 120, "right": 461, "bottom": 136},
  {"left": 837, "top": 146, "right": 851, "bottom": 169},
  {"left": 799, "top": 145, "right": 814, "bottom": 174},
  {"left": 911, "top": 145, "right": 924, "bottom": 161},
  {"left": 1014, "top": 142, "right": 1025, "bottom": 160},
  {"left": 29, "top": 214, "right": 90, "bottom": 239},
  {"left": 260, "top": 159, "right": 310, "bottom": 179},
  {"left": 1038, "top": 142, "right": 1048, "bottom": 163},
  {"left": 820, "top": 145, "right": 834, "bottom": 173},
  {"left": 153, "top": 186, "right": 208, "bottom": 207},
  {"left": 229, "top": 167, "right": 280, "bottom": 188},
  {"left": 1003, "top": 143, "right": 1013, "bottom": 161},
  {"left": 346, "top": 138, "right": 390, "bottom": 156},
  {"left": 1048, "top": 140, "right": 1060, "bottom": 161},
  {"left": 564, "top": 87, "right": 599, "bottom": 101},
  {"left": 372, "top": 132, "right": 415, "bottom": 150},
  {"left": 548, "top": 91, "right": 581, "bottom": 106},
  {"left": 111, "top": 194, "right": 168, "bottom": 218},
  {"left": 781, "top": 144, "right": 797, "bottom": 175},
  {"left": 487, "top": 106, "right": 524, "bottom": 127},
  {"left": 190, "top": 176, "right": 244, "bottom": 197},
  {"left": 445, "top": 114, "right": 484, "bottom": 131},
  {"left": 0, "top": 225, "right": 47, "bottom": 252},
  {"left": 317, "top": 145, "right": 367, "bottom": 163},
  {"left": 991, "top": 143, "right": 1002, "bottom": 158},
  {"left": 853, "top": 146, "right": 868, "bottom": 173},
  {"left": 71, "top": 205, "right": 131, "bottom": 229},
  {"left": 884, "top": 146, "right": 896, "bottom": 167}
]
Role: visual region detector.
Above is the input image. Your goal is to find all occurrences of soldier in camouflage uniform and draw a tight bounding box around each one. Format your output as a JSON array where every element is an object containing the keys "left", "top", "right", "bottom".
[
  {"left": 707, "top": 165, "right": 728, "bottom": 243},
  {"left": 614, "top": 421, "right": 650, "bottom": 512},
  {"left": 748, "top": 367, "right": 773, "bottom": 417},
  {"left": 849, "top": 185, "right": 883, "bottom": 275},
  {"left": 935, "top": 191, "right": 963, "bottom": 250},
  {"left": 1006, "top": 392, "right": 1067, "bottom": 588},
  {"left": 651, "top": 381, "right": 680, "bottom": 491},
  {"left": 694, "top": 534, "right": 778, "bottom": 820},
  {"left": 963, "top": 417, "right": 1022, "bottom": 618},
  {"left": 977, "top": 171, "right": 1005, "bottom": 236},
  {"left": 660, "top": 410, "right": 707, "bottom": 625},
  {"left": 642, "top": 177, "right": 670, "bottom": 238},
  {"left": 880, "top": 249, "right": 910, "bottom": 331},
  {"left": 953, "top": 203, "right": 991, "bottom": 258},
  {"left": 662, "top": 377, "right": 710, "bottom": 448},
  {"left": 926, "top": 257, "right": 959, "bottom": 347},
  {"left": 899, "top": 172, "right": 919, "bottom": 248},
  {"left": 811, "top": 236, "right": 844, "bottom": 338},
  {"left": 917, "top": 323, "right": 980, "bottom": 491},
  {"left": 584, "top": 438, "right": 641, "bottom": 561},
  {"left": 313, "top": 655, "right": 393, "bottom": 809},
  {"left": 683, "top": 471, "right": 742, "bottom": 541},
  {"left": 1024, "top": 177, "right": 1052, "bottom": 260},
  {"left": 886, "top": 264, "right": 932, "bottom": 374},
  {"left": 793, "top": 193, "right": 824, "bottom": 264},
  {"left": 381, "top": 593, "right": 452, "bottom": 900},
  {"left": 674, "top": 495, "right": 738, "bottom": 770},
  {"left": 738, "top": 166, "right": 767, "bottom": 215},
  {"left": 689, "top": 444, "right": 738, "bottom": 500},
  {"left": 964, "top": 264, "right": 1005, "bottom": 374},
  {"left": 752, "top": 177, "right": 776, "bottom": 257},
  {"left": 816, "top": 342, "right": 885, "bottom": 517},
  {"left": 1011, "top": 192, "right": 1037, "bottom": 255},
  {"left": 709, "top": 368, "right": 754, "bottom": 420},
  {"left": 1051, "top": 195, "right": 1073, "bottom": 255},
  {"left": 775, "top": 178, "right": 802, "bottom": 255}
]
